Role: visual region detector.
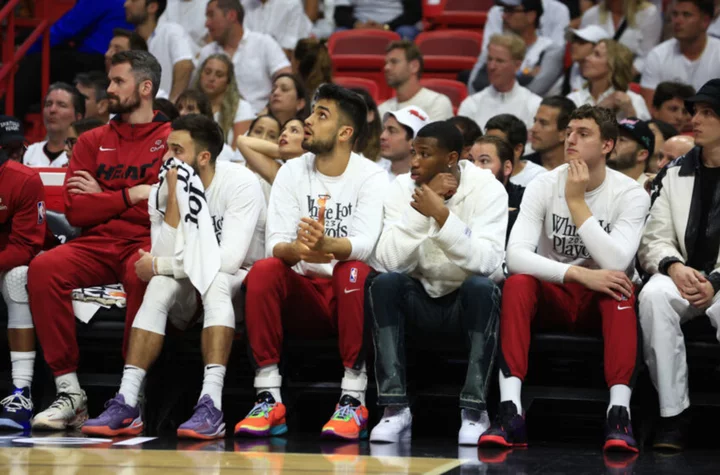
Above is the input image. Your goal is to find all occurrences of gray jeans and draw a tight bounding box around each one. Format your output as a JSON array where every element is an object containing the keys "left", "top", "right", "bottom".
[{"left": 367, "top": 272, "right": 501, "bottom": 411}]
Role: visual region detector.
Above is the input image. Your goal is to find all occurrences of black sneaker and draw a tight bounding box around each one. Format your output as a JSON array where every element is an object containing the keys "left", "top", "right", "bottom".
[
  {"left": 604, "top": 405, "right": 638, "bottom": 453},
  {"left": 653, "top": 411, "right": 689, "bottom": 451},
  {"left": 478, "top": 401, "right": 527, "bottom": 448}
]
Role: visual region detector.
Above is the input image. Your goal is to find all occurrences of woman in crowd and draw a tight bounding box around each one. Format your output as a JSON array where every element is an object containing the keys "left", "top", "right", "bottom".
[
  {"left": 293, "top": 38, "right": 333, "bottom": 97},
  {"left": 194, "top": 53, "right": 255, "bottom": 147},
  {"left": 268, "top": 74, "right": 309, "bottom": 127},
  {"left": 567, "top": 39, "right": 650, "bottom": 120},
  {"left": 247, "top": 114, "right": 281, "bottom": 144},
  {"left": 64, "top": 118, "right": 104, "bottom": 164},
  {"left": 351, "top": 88, "right": 382, "bottom": 162}
]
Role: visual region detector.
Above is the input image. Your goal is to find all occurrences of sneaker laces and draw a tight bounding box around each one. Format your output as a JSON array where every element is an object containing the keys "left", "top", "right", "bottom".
[
  {"left": 188, "top": 397, "right": 215, "bottom": 423},
  {"left": 331, "top": 403, "right": 362, "bottom": 425},
  {"left": 247, "top": 401, "right": 273, "bottom": 419},
  {"left": 101, "top": 395, "right": 129, "bottom": 416},
  {"left": 0, "top": 392, "right": 31, "bottom": 413},
  {"left": 49, "top": 392, "right": 77, "bottom": 411}
]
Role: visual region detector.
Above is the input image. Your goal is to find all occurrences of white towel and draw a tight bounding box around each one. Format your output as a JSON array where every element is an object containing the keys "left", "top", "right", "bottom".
[{"left": 149, "top": 158, "right": 221, "bottom": 295}]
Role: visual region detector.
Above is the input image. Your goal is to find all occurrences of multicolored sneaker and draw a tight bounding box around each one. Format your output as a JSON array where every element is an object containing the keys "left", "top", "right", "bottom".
[
  {"left": 604, "top": 405, "right": 639, "bottom": 453},
  {"left": 234, "top": 391, "right": 288, "bottom": 437},
  {"left": 177, "top": 394, "right": 226, "bottom": 440},
  {"left": 478, "top": 401, "right": 528, "bottom": 448},
  {"left": 81, "top": 394, "right": 143, "bottom": 436},
  {"left": 0, "top": 387, "right": 33, "bottom": 431},
  {"left": 321, "top": 395, "right": 369, "bottom": 440},
  {"left": 32, "top": 390, "right": 88, "bottom": 431}
]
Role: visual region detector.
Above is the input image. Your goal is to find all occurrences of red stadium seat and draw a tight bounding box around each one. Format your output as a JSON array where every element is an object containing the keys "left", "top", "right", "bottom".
[
  {"left": 327, "top": 30, "right": 400, "bottom": 100},
  {"left": 419, "top": 78, "right": 468, "bottom": 114},
  {"left": 416, "top": 30, "right": 482, "bottom": 79},
  {"left": 333, "top": 77, "right": 381, "bottom": 103},
  {"left": 426, "top": 0, "right": 491, "bottom": 30},
  {"left": 37, "top": 167, "right": 67, "bottom": 212}
]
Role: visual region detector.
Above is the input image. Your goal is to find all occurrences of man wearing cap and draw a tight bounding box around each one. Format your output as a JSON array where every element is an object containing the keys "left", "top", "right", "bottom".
[
  {"left": 378, "top": 106, "right": 429, "bottom": 179},
  {"left": 547, "top": 26, "right": 610, "bottom": 97},
  {"left": 368, "top": 121, "right": 506, "bottom": 445},
  {"left": 0, "top": 117, "right": 46, "bottom": 431},
  {"left": 467, "top": 0, "right": 565, "bottom": 97},
  {"left": 638, "top": 78, "right": 720, "bottom": 451},
  {"left": 608, "top": 117, "right": 655, "bottom": 188}
]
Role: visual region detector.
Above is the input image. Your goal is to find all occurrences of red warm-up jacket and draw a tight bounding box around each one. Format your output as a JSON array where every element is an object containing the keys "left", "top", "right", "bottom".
[
  {"left": 64, "top": 112, "right": 171, "bottom": 241},
  {"left": 0, "top": 160, "right": 47, "bottom": 273}
]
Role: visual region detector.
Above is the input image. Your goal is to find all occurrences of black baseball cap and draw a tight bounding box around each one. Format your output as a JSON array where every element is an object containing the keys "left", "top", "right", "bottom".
[
  {"left": 0, "top": 115, "right": 24, "bottom": 145},
  {"left": 685, "top": 78, "right": 720, "bottom": 117},
  {"left": 617, "top": 117, "right": 655, "bottom": 153}
]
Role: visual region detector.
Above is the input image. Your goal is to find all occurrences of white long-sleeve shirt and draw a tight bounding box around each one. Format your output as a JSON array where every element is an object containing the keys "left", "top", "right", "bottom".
[
  {"left": 506, "top": 164, "right": 650, "bottom": 283},
  {"left": 266, "top": 152, "right": 387, "bottom": 278},
  {"left": 377, "top": 87, "right": 454, "bottom": 122},
  {"left": 243, "top": 0, "right": 313, "bottom": 50},
  {"left": 458, "top": 82, "right": 542, "bottom": 132},
  {"left": 374, "top": 161, "right": 507, "bottom": 298},
  {"left": 153, "top": 161, "right": 267, "bottom": 281}
]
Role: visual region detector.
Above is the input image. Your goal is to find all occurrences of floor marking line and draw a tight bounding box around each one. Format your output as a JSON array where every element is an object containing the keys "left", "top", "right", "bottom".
[{"left": 423, "top": 458, "right": 465, "bottom": 475}]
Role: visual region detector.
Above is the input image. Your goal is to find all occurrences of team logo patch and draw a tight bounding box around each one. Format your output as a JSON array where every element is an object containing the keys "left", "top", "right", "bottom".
[
  {"left": 350, "top": 267, "right": 358, "bottom": 283},
  {"left": 37, "top": 201, "right": 46, "bottom": 225}
]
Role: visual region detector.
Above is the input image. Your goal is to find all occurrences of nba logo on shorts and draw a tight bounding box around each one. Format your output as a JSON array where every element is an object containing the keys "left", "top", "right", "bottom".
[
  {"left": 37, "top": 201, "right": 46, "bottom": 225},
  {"left": 350, "top": 267, "right": 357, "bottom": 283}
]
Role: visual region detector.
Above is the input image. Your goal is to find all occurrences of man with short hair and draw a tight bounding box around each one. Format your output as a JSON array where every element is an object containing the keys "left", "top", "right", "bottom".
[
  {"left": 27, "top": 51, "right": 171, "bottom": 431},
  {"left": 83, "top": 114, "right": 266, "bottom": 440},
  {"left": 378, "top": 106, "right": 429, "bottom": 179},
  {"left": 608, "top": 117, "right": 655, "bottom": 187},
  {"left": 656, "top": 135, "right": 695, "bottom": 172},
  {"left": 75, "top": 72, "right": 111, "bottom": 124},
  {"left": 479, "top": 105, "right": 650, "bottom": 452},
  {"left": 125, "top": 0, "right": 195, "bottom": 102},
  {"left": 641, "top": 0, "right": 720, "bottom": 106},
  {"left": 447, "top": 116, "right": 483, "bottom": 161},
  {"left": 105, "top": 28, "right": 149, "bottom": 73},
  {"left": 651, "top": 82, "right": 696, "bottom": 133},
  {"left": 638, "top": 79, "right": 720, "bottom": 451},
  {"left": 235, "top": 84, "right": 387, "bottom": 441},
  {"left": 197, "top": 0, "right": 291, "bottom": 113},
  {"left": 378, "top": 41, "right": 453, "bottom": 122},
  {"left": 24, "top": 83, "right": 86, "bottom": 168},
  {"left": 458, "top": 34, "right": 542, "bottom": 132},
  {"left": 368, "top": 121, "right": 507, "bottom": 445},
  {"left": 486, "top": 114, "right": 546, "bottom": 186},
  {"left": 468, "top": 0, "right": 564, "bottom": 97},
  {"left": 0, "top": 118, "right": 46, "bottom": 431},
  {"left": 526, "top": 96, "right": 577, "bottom": 171},
  {"left": 468, "top": 135, "right": 525, "bottom": 240}
]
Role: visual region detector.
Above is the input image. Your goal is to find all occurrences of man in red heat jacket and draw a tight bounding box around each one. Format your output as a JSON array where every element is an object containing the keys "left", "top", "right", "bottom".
[{"left": 27, "top": 50, "right": 171, "bottom": 431}]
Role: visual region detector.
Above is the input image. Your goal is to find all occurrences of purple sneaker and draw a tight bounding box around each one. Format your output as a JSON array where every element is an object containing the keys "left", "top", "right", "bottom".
[
  {"left": 478, "top": 401, "right": 528, "bottom": 448},
  {"left": 177, "top": 394, "right": 226, "bottom": 440},
  {"left": 604, "top": 405, "right": 638, "bottom": 453},
  {"left": 81, "top": 394, "right": 143, "bottom": 436}
]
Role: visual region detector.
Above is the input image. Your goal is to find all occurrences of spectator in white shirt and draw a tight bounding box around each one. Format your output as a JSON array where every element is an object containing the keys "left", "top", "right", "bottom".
[
  {"left": 377, "top": 41, "right": 454, "bottom": 122},
  {"left": 567, "top": 39, "right": 650, "bottom": 121},
  {"left": 105, "top": 28, "right": 148, "bottom": 73},
  {"left": 485, "top": 113, "right": 547, "bottom": 186},
  {"left": 267, "top": 74, "right": 309, "bottom": 127},
  {"left": 334, "top": 0, "right": 422, "bottom": 40},
  {"left": 640, "top": 0, "right": 720, "bottom": 107},
  {"left": 651, "top": 82, "right": 696, "bottom": 133},
  {"left": 378, "top": 106, "right": 429, "bottom": 179},
  {"left": 243, "top": 0, "right": 313, "bottom": 56},
  {"left": 608, "top": 117, "right": 655, "bottom": 187},
  {"left": 458, "top": 34, "right": 543, "bottom": 133},
  {"left": 525, "top": 96, "right": 578, "bottom": 171},
  {"left": 194, "top": 53, "right": 255, "bottom": 146},
  {"left": 468, "top": 0, "right": 565, "bottom": 96},
  {"left": 24, "top": 83, "right": 85, "bottom": 168},
  {"left": 125, "top": 0, "right": 195, "bottom": 102},
  {"left": 580, "top": 0, "right": 662, "bottom": 74},
  {"left": 549, "top": 25, "right": 610, "bottom": 97},
  {"left": 159, "top": 0, "right": 210, "bottom": 55},
  {"left": 480, "top": 0, "right": 570, "bottom": 52},
  {"left": 74, "top": 72, "right": 111, "bottom": 124},
  {"left": 198, "top": 0, "right": 292, "bottom": 113}
]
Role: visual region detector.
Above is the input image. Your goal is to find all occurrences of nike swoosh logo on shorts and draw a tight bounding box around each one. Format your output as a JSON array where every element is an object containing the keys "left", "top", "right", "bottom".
[
  {"left": 99, "top": 146, "right": 116, "bottom": 151},
  {"left": 344, "top": 288, "right": 360, "bottom": 294},
  {"left": 617, "top": 305, "right": 632, "bottom": 310}
]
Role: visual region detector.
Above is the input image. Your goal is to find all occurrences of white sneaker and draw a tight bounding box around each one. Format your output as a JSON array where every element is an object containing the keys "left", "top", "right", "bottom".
[
  {"left": 369, "top": 406, "right": 412, "bottom": 443},
  {"left": 32, "top": 390, "right": 88, "bottom": 431},
  {"left": 458, "top": 409, "right": 490, "bottom": 445}
]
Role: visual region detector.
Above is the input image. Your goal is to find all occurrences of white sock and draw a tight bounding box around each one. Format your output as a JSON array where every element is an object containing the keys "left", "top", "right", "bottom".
[
  {"left": 55, "top": 372, "right": 81, "bottom": 394},
  {"left": 499, "top": 371, "right": 523, "bottom": 414},
  {"left": 118, "top": 365, "right": 146, "bottom": 408},
  {"left": 255, "top": 364, "right": 282, "bottom": 403},
  {"left": 200, "top": 364, "right": 226, "bottom": 410},
  {"left": 608, "top": 384, "right": 632, "bottom": 416},
  {"left": 383, "top": 406, "right": 410, "bottom": 419},
  {"left": 10, "top": 351, "right": 35, "bottom": 389},
  {"left": 341, "top": 363, "right": 367, "bottom": 406}
]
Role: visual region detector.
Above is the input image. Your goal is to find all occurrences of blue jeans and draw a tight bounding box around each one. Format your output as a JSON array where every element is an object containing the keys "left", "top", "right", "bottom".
[{"left": 367, "top": 272, "right": 501, "bottom": 411}]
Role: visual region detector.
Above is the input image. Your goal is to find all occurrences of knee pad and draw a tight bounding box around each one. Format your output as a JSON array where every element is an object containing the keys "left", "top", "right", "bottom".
[
  {"left": 1, "top": 267, "right": 33, "bottom": 329},
  {"left": 202, "top": 273, "right": 235, "bottom": 330},
  {"left": 133, "top": 276, "right": 188, "bottom": 335}
]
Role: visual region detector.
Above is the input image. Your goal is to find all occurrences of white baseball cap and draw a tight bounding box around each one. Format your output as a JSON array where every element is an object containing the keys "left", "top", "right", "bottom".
[
  {"left": 567, "top": 25, "right": 610, "bottom": 44},
  {"left": 383, "top": 106, "right": 430, "bottom": 139}
]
